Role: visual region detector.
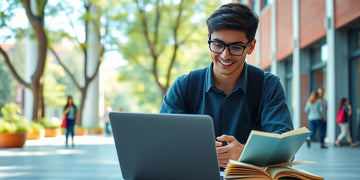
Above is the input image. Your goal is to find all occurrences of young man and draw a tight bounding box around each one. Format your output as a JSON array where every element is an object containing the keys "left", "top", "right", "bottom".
[{"left": 160, "top": 3, "right": 293, "bottom": 168}]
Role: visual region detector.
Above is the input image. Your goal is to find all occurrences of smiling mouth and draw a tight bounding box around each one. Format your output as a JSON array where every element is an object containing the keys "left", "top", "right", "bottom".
[{"left": 218, "top": 59, "right": 234, "bottom": 66}]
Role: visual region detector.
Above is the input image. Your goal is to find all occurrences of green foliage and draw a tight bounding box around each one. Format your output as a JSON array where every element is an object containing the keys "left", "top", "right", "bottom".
[
  {"left": 75, "top": 125, "right": 88, "bottom": 130},
  {"left": 0, "top": 103, "right": 30, "bottom": 133},
  {"left": 90, "top": 125, "right": 104, "bottom": 130},
  {"left": 0, "top": 58, "right": 15, "bottom": 111},
  {"left": 29, "top": 121, "right": 44, "bottom": 132},
  {"left": 115, "top": 0, "right": 220, "bottom": 110},
  {"left": 40, "top": 117, "right": 59, "bottom": 129},
  {"left": 0, "top": 41, "right": 26, "bottom": 111},
  {"left": 43, "top": 59, "right": 67, "bottom": 109}
]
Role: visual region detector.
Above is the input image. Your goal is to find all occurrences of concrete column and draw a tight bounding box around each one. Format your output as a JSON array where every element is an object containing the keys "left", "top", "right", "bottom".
[
  {"left": 24, "top": 38, "right": 36, "bottom": 122},
  {"left": 270, "top": 0, "right": 277, "bottom": 74},
  {"left": 98, "top": 62, "right": 105, "bottom": 126},
  {"left": 82, "top": 3, "right": 100, "bottom": 127},
  {"left": 325, "top": 0, "right": 336, "bottom": 143},
  {"left": 292, "top": 0, "right": 301, "bottom": 129},
  {"left": 23, "top": 0, "right": 38, "bottom": 122}
]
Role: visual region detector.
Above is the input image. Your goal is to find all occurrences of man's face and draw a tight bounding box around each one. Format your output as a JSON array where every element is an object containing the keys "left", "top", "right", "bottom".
[{"left": 209, "top": 30, "right": 255, "bottom": 79}]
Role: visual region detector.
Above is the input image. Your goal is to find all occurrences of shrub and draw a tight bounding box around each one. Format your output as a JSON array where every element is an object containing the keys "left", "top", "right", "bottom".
[{"left": 0, "top": 103, "right": 30, "bottom": 133}]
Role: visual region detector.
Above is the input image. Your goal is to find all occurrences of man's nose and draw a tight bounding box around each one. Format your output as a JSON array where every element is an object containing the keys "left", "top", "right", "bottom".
[{"left": 221, "top": 47, "right": 232, "bottom": 59}]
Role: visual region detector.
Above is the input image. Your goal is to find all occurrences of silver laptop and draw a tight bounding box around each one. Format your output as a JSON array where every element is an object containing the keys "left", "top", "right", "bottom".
[{"left": 109, "top": 112, "right": 221, "bottom": 180}]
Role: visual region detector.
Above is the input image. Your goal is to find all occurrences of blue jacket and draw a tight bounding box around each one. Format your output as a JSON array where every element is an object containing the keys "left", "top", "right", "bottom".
[{"left": 160, "top": 62, "right": 293, "bottom": 143}]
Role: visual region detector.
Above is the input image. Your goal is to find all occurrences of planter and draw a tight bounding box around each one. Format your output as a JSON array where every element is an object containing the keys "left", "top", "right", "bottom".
[
  {"left": 45, "top": 128, "right": 61, "bottom": 137},
  {"left": 91, "top": 129, "right": 105, "bottom": 135},
  {"left": 75, "top": 129, "right": 88, "bottom": 136},
  {"left": 27, "top": 129, "right": 45, "bottom": 140},
  {"left": 0, "top": 132, "right": 27, "bottom": 148}
]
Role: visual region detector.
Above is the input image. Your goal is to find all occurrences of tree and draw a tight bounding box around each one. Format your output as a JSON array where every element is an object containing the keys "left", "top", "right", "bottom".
[
  {"left": 118, "top": 0, "right": 220, "bottom": 110},
  {"left": 0, "top": 0, "right": 48, "bottom": 122},
  {"left": 49, "top": 0, "right": 105, "bottom": 125}
]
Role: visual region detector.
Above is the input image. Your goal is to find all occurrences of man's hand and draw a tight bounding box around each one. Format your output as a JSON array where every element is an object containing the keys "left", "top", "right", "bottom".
[{"left": 216, "top": 135, "right": 244, "bottom": 168}]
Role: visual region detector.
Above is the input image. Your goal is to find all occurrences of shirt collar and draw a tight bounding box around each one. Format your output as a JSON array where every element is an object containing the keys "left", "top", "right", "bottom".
[{"left": 204, "top": 62, "right": 248, "bottom": 94}]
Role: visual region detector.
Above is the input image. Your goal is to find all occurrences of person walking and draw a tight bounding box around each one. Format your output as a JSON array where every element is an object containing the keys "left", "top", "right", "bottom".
[
  {"left": 63, "top": 96, "right": 78, "bottom": 147},
  {"left": 304, "top": 91, "right": 326, "bottom": 148},
  {"left": 103, "top": 102, "right": 112, "bottom": 136},
  {"left": 335, "top": 98, "right": 358, "bottom": 147}
]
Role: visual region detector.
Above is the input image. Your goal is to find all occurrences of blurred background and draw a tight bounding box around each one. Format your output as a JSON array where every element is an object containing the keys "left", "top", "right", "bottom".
[{"left": 1, "top": 0, "right": 360, "bottom": 143}]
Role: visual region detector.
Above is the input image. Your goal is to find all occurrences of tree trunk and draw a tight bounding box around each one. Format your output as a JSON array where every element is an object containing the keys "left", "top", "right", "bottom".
[
  {"left": 0, "top": 0, "right": 48, "bottom": 122},
  {"left": 78, "top": 87, "right": 88, "bottom": 126}
]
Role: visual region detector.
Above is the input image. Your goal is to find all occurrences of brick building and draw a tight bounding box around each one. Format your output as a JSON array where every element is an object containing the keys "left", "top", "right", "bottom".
[{"left": 238, "top": 0, "right": 360, "bottom": 143}]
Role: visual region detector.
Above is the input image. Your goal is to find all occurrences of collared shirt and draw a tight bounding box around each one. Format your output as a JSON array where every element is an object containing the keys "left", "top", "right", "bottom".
[{"left": 160, "top": 62, "right": 293, "bottom": 143}]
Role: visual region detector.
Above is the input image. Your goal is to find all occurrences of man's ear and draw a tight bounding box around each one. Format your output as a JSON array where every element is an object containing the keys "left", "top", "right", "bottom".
[{"left": 247, "top": 39, "right": 256, "bottom": 55}]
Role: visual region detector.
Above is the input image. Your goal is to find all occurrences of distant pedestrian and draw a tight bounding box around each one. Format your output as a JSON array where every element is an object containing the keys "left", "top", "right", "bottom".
[
  {"left": 103, "top": 102, "right": 112, "bottom": 136},
  {"left": 304, "top": 91, "right": 326, "bottom": 148},
  {"left": 317, "top": 88, "right": 327, "bottom": 121},
  {"left": 63, "top": 96, "right": 78, "bottom": 147},
  {"left": 335, "top": 98, "right": 357, "bottom": 148}
]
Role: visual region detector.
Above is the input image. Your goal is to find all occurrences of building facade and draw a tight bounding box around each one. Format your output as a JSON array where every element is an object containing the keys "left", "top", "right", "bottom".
[{"left": 239, "top": 0, "right": 360, "bottom": 143}]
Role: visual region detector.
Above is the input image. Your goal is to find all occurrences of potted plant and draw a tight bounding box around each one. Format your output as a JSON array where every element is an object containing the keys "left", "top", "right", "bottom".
[
  {"left": 90, "top": 125, "right": 105, "bottom": 135},
  {"left": 0, "top": 103, "right": 30, "bottom": 148},
  {"left": 41, "top": 117, "right": 61, "bottom": 137},
  {"left": 75, "top": 125, "right": 89, "bottom": 136},
  {"left": 27, "top": 121, "right": 45, "bottom": 140}
]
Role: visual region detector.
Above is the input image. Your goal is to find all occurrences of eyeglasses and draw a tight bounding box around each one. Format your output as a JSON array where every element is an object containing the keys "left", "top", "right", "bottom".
[{"left": 208, "top": 40, "right": 252, "bottom": 56}]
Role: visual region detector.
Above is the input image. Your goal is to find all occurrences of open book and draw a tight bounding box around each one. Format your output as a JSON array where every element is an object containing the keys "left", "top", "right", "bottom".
[
  {"left": 224, "top": 160, "right": 324, "bottom": 180},
  {"left": 224, "top": 127, "right": 325, "bottom": 180}
]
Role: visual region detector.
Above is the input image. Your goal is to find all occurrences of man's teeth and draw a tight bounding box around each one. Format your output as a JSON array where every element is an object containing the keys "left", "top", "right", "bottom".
[{"left": 220, "top": 60, "right": 232, "bottom": 65}]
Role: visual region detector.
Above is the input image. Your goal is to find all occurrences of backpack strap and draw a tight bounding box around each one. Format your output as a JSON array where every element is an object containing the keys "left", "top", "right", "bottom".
[
  {"left": 185, "top": 64, "right": 264, "bottom": 122},
  {"left": 185, "top": 68, "right": 206, "bottom": 114},
  {"left": 246, "top": 64, "right": 264, "bottom": 122}
]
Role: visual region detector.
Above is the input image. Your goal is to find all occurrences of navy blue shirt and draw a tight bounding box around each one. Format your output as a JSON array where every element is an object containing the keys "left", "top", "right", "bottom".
[{"left": 160, "top": 62, "right": 293, "bottom": 143}]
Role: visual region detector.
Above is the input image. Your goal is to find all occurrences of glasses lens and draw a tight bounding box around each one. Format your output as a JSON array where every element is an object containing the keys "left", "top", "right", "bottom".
[
  {"left": 209, "top": 42, "right": 225, "bottom": 53},
  {"left": 228, "top": 45, "right": 245, "bottom": 56}
]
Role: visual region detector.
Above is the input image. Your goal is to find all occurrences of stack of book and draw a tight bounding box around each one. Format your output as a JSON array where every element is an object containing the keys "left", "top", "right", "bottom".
[{"left": 224, "top": 127, "right": 325, "bottom": 180}]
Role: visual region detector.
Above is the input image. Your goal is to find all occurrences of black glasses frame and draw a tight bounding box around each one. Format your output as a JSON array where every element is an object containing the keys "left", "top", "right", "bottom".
[{"left": 208, "top": 39, "right": 252, "bottom": 56}]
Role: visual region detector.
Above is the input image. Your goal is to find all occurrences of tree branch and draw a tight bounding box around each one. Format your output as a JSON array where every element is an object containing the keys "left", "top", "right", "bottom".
[
  {"left": 49, "top": 47, "right": 82, "bottom": 90},
  {"left": 135, "top": 0, "right": 162, "bottom": 89},
  {"left": 0, "top": 46, "right": 31, "bottom": 88},
  {"left": 165, "top": 0, "right": 185, "bottom": 88},
  {"left": 87, "top": 45, "right": 104, "bottom": 83}
]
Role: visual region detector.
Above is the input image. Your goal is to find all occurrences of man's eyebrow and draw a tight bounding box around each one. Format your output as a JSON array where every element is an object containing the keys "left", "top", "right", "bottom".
[{"left": 211, "top": 38, "right": 246, "bottom": 45}]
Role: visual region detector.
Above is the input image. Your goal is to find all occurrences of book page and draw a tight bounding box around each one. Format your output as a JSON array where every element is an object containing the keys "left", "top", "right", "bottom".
[
  {"left": 267, "top": 167, "right": 324, "bottom": 180},
  {"left": 224, "top": 160, "right": 271, "bottom": 179}
]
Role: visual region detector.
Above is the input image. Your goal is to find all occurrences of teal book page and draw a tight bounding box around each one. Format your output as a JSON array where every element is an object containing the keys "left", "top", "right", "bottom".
[{"left": 238, "top": 127, "right": 310, "bottom": 167}]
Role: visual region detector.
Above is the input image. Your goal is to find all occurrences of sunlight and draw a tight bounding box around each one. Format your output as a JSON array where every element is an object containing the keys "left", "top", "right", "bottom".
[{"left": 103, "top": 51, "right": 128, "bottom": 69}]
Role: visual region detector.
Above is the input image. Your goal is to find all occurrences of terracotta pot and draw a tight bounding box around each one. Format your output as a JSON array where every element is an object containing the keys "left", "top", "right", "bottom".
[
  {"left": 75, "top": 129, "right": 88, "bottom": 136},
  {"left": 91, "top": 129, "right": 105, "bottom": 135},
  {"left": 0, "top": 132, "right": 27, "bottom": 148},
  {"left": 27, "top": 129, "right": 45, "bottom": 140},
  {"left": 45, "top": 128, "right": 61, "bottom": 137}
]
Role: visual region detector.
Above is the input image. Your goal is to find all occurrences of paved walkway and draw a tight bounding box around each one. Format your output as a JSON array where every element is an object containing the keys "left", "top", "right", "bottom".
[
  {"left": 0, "top": 135, "right": 122, "bottom": 180},
  {"left": 0, "top": 135, "right": 359, "bottom": 180}
]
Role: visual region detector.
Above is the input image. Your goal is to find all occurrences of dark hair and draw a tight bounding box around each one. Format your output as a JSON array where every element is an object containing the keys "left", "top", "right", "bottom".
[
  {"left": 206, "top": 3, "right": 259, "bottom": 41},
  {"left": 65, "top": 95, "right": 75, "bottom": 108},
  {"left": 338, "top": 98, "right": 347, "bottom": 110}
]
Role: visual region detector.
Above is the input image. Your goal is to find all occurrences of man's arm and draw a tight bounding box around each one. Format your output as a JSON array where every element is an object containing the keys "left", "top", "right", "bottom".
[
  {"left": 260, "top": 74, "right": 294, "bottom": 134},
  {"left": 159, "top": 75, "right": 187, "bottom": 113}
]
